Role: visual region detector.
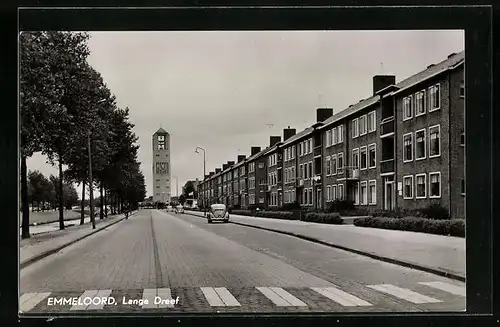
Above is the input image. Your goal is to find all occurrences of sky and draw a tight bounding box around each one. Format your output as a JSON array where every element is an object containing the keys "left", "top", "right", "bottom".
[{"left": 26, "top": 30, "right": 464, "bottom": 199}]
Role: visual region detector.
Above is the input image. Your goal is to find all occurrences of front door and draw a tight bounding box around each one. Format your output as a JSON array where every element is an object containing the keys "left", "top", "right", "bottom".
[
  {"left": 316, "top": 189, "right": 322, "bottom": 209},
  {"left": 385, "top": 181, "right": 395, "bottom": 210}
]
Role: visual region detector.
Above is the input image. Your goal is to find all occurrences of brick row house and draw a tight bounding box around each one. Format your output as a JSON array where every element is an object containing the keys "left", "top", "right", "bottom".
[{"left": 198, "top": 51, "right": 465, "bottom": 218}]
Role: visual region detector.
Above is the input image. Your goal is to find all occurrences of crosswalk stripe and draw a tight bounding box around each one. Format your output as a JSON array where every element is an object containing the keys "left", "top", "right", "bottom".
[
  {"left": 86, "top": 290, "right": 112, "bottom": 310},
  {"left": 141, "top": 288, "right": 158, "bottom": 309},
  {"left": 269, "top": 287, "right": 307, "bottom": 306},
  {"left": 70, "top": 290, "right": 99, "bottom": 310},
  {"left": 201, "top": 287, "right": 226, "bottom": 306},
  {"left": 418, "top": 282, "right": 466, "bottom": 297},
  {"left": 214, "top": 287, "right": 241, "bottom": 306},
  {"left": 19, "top": 292, "right": 51, "bottom": 312},
  {"left": 157, "top": 288, "right": 175, "bottom": 308},
  {"left": 311, "top": 287, "right": 372, "bottom": 307},
  {"left": 257, "top": 287, "right": 291, "bottom": 306},
  {"left": 367, "top": 284, "right": 442, "bottom": 304}
]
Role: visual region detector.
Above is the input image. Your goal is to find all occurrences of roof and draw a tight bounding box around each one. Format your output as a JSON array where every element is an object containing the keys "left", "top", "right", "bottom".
[
  {"left": 281, "top": 126, "right": 315, "bottom": 147},
  {"left": 392, "top": 51, "right": 464, "bottom": 95},
  {"left": 319, "top": 96, "right": 380, "bottom": 130},
  {"left": 246, "top": 146, "right": 271, "bottom": 162},
  {"left": 154, "top": 127, "right": 168, "bottom": 134}
]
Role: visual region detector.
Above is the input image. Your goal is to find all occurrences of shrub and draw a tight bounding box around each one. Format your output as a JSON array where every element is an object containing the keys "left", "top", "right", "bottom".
[
  {"left": 231, "top": 210, "right": 252, "bottom": 216},
  {"left": 418, "top": 204, "right": 450, "bottom": 220},
  {"left": 327, "top": 200, "right": 355, "bottom": 213},
  {"left": 255, "top": 211, "right": 295, "bottom": 220},
  {"left": 281, "top": 201, "right": 301, "bottom": 211},
  {"left": 354, "top": 217, "right": 465, "bottom": 237},
  {"left": 301, "top": 212, "right": 343, "bottom": 224}
]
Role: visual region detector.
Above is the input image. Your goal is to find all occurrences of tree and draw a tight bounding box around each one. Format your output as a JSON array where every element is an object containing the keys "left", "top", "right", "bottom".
[
  {"left": 182, "top": 181, "right": 198, "bottom": 199},
  {"left": 179, "top": 194, "right": 186, "bottom": 205},
  {"left": 27, "top": 170, "right": 45, "bottom": 211}
]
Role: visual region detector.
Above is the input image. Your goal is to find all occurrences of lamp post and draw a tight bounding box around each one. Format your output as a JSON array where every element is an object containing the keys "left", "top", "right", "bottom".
[
  {"left": 195, "top": 146, "right": 206, "bottom": 216},
  {"left": 87, "top": 132, "right": 95, "bottom": 229}
]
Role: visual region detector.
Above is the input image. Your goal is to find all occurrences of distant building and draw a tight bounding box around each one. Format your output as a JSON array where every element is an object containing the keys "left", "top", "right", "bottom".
[{"left": 152, "top": 128, "right": 171, "bottom": 203}]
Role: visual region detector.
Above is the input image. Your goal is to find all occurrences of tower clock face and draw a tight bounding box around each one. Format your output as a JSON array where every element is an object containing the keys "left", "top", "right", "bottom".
[{"left": 158, "top": 135, "right": 165, "bottom": 141}]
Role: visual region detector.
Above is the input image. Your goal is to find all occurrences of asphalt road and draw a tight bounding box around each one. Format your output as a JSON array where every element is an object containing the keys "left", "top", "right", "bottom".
[{"left": 20, "top": 209, "right": 465, "bottom": 314}]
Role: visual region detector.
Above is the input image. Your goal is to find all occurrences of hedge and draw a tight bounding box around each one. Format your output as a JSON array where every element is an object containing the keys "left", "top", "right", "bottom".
[
  {"left": 255, "top": 211, "right": 296, "bottom": 220},
  {"left": 301, "top": 212, "right": 343, "bottom": 224},
  {"left": 353, "top": 217, "right": 465, "bottom": 237}
]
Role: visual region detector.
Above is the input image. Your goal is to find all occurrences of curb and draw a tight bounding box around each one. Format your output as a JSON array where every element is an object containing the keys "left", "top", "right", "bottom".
[
  {"left": 20, "top": 212, "right": 135, "bottom": 269},
  {"left": 185, "top": 211, "right": 465, "bottom": 282}
]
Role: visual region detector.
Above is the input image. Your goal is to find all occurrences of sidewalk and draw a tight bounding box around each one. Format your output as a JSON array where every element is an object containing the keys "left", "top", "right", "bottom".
[
  {"left": 185, "top": 210, "right": 465, "bottom": 281},
  {"left": 20, "top": 211, "right": 136, "bottom": 268}
]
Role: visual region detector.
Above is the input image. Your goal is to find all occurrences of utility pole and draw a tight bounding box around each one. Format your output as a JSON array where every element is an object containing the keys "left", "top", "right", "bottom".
[{"left": 88, "top": 133, "right": 95, "bottom": 229}]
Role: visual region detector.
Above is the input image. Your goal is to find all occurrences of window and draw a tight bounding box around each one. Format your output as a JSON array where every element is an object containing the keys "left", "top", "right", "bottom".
[
  {"left": 429, "top": 172, "right": 441, "bottom": 198},
  {"left": 368, "top": 180, "right": 376, "bottom": 205},
  {"left": 403, "top": 133, "right": 413, "bottom": 162},
  {"left": 309, "top": 188, "right": 313, "bottom": 205},
  {"left": 416, "top": 174, "right": 427, "bottom": 199},
  {"left": 304, "top": 141, "right": 308, "bottom": 154},
  {"left": 285, "top": 169, "right": 288, "bottom": 184},
  {"left": 360, "top": 181, "right": 368, "bottom": 205},
  {"left": 337, "top": 153, "right": 344, "bottom": 173},
  {"left": 403, "top": 96, "right": 413, "bottom": 120},
  {"left": 331, "top": 155, "right": 337, "bottom": 175},
  {"left": 292, "top": 146, "right": 295, "bottom": 159},
  {"left": 360, "top": 146, "right": 367, "bottom": 170},
  {"left": 259, "top": 162, "right": 264, "bottom": 169},
  {"left": 429, "top": 125, "right": 441, "bottom": 157},
  {"left": 429, "top": 84, "right": 440, "bottom": 111},
  {"left": 303, "top": 163, "right": 308, "bottom": 179},
  {"left": 352, "top": 118, "right": 359, "bottom": 138},
  {"left": 368, "top": 144, "right": 376, "bottom": 168},
  {"left": 326, "top": 130, "right": 332, "bottom": 147},
  {"left": 158, "top": 143, "right": 165, "bottom": 150},
  {"left": 352, "top": 148, "right": 360, "bottom": 169},
  {"left": 308, "top": 161, "right": 313, "bottom": 178},
  {"left": 326, "top": 156, "right": 331, "bottom": 175},
  {"left": 353, "top": 182, "right": 360, "bottom": 205},
  {"left": 415, "top": 129, "right": 426, "bottom": 160},
  {"left": 308, "top": 139, "right": 313, "bottom": 153},
  {"left": 331, "top": 185, "right": 337, "bottom": 200},
  {"left": 299, "top": 142, "right": 303, "bottom": 156},
  {"left": 460, "top": 84, "right": 465, "bottom": 97},
  {"left": 415, "top": 90, "right": 426, "bottom": 116},
  {"left": 338, "top": 124, "right": 344, "bottom": 143},
  {"left": 303, "top": 189, "right": 308, "bottom": 205},
  {"left": 291, "top": 167, "right": 295, "bottom": 181},
  {"left": 332, "top": 127, "right": 337, "bottom": 145},
  {"left": 461, "top": 131, "right": 465, "bottom": 146},
  {"left": 367, "top": 111, "right": 376, "bottom": 132},
  {"left": 338, "top": 184, "right": 344, "bottom": 200},
  {"left": 461, "top": 178, "right": 465, "bottom": 195},
  {"left": 326, "top": 186, "right": 331, "bottom": 202},
  {"left": 300, "top": 164, "right": 304, "bottom": 179},
  {"left": 359, "top": 115, "right": 367, "bottom": 135},
  {"left": 403, "top": 176, "right": 413, "bottom": 199}
]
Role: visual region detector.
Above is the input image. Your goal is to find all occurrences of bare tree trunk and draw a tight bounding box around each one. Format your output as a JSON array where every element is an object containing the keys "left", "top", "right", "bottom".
[
  {"left": 104, "top": 187, "right": 108, "bottom": 218},
  {"left": 21, "top": 154, "right": 30, "bottom": 239},
  {"left": 99, "top": 183, "right": 104, "bottom": 220},
  {"left": 80, "top": 182, "right": 85, "bottom": 225},
  {"left": 58, "top": 155, "right": 65, "bottom": 230}
]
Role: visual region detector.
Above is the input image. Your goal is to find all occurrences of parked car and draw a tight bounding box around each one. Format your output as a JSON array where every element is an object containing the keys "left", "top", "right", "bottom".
[
  {"left": 175, "top": 205, "right": 184, "bottom": 214},
  {"left": 207, "top": 203, "right": 229, "bottom": 223},
  {"left": 166, "top": 205, "right": 173, "bottom": 212}
]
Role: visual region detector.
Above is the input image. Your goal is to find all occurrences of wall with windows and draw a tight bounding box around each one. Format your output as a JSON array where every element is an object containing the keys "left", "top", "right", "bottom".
[
  {"left": 297, "top": 136, "right": 315, "bottom": 206},
  {"left": 323, "top": 121, "right": 346, "bottom": 207},
  {"left": 283, "top": 144, "right": 297, "bottom": 204},
  {"left": 396, "top": 73, "right": 452, "bottom": 212}
]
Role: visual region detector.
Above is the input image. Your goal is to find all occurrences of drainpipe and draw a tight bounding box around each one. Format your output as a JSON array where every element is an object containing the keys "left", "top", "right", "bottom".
[
  {"left": 392, "top": 95, "right": 397, "bottom": 210},
  {"left": 448, "top": 72, "right": 452, "bottom": 217}
]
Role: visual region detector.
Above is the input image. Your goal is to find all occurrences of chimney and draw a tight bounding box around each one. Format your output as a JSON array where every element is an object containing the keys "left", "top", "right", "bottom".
[
  {"left": 316, "top": 108, "right": 334, "bottom": 122},
  {"left": 448, "top": 53, "right": 457, "bottom": 58},
  {"left": 204, "top": 174, "right": 209, "bottom": 180},
  {"left": 270, "top": 136, "right": 281, "bottom": 147},
  {"left": 209, "top": 171, "right": 214, "bottom": 176},
  {"left": 283, "top": 126, "right": 296, "bottom": 141},
  {"left": 373, "top": 75, "right": 396, "bottom": 96},
  {"left": 251, "top": 146, "right": 261, "bottom": 156},
  {"left": 222, "top": 164, "right": 228, "bottom": 171},
  {"left": 215, "top": 168, "right": 221, "bottom": 174},
  {"left": 227, "top": 161, "right": 235, "bottom": 168},
  {"left": 237, "top": 155, "right": 246, "bottom": 162}
]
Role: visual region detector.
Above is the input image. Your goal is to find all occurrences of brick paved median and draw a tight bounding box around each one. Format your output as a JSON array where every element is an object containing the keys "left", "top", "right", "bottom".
[{"left": 185, "top": 210, "right": 465, "bottom": 281}]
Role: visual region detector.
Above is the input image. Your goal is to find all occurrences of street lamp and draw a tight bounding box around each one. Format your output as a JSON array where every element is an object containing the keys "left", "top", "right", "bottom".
[
  {"left": 195, "top": 146, "right": 206, "bottom": 217},
  {"left": 87, "top": 131, "right": 96, "bottom": 229}
]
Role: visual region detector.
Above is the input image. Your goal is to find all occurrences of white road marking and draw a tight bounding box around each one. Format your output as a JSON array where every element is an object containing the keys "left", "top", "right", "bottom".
[
  {"left": 418, "top": 282, "right": 466, "bottom": 297},
  {"left": 157, "top": 288, "right": 174, "bottom": 308},
  {"left": 201, "top": 287, "right": 226, "bottom": 306},
  {"left": 367, "top": 284, "right": 442, "bottom": 304},
  {"left": 311, "top": 287, "right": 372, "bottom": 307},
  {"left": 86, "top": 290, "right": 112, "bottom": 310},
  {"left": 214, "top": 287, "right": 241, "bottom": 306},
  {"left": 70, "top": 290, "right": 99, "bottom": 310},
  {"left": 257, "top": 287, "right": 291, "bottom": 306},
  {"left": 270, "top": 287, "right": 307, "bottom": 306},
  {"left": 19, "top": 292, "right": 51, "bottom": 312},
  {"left": 141, "top": 288, "right": 158, "bottom": 309}
]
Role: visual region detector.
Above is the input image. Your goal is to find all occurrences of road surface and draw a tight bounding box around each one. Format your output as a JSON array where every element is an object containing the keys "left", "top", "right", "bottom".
[{"left": 20, "top": 209, "right": 465, "bottom": 314}]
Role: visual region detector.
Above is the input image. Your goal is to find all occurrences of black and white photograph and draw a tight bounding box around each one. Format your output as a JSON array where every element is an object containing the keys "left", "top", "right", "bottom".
[{"left": 19, "top": 29, "right": 466, "bottom": 315}]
